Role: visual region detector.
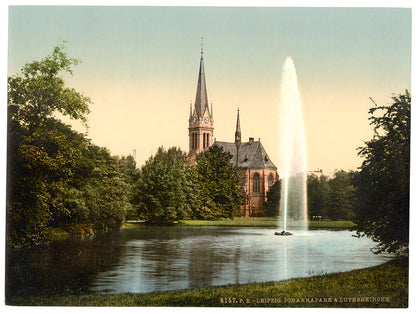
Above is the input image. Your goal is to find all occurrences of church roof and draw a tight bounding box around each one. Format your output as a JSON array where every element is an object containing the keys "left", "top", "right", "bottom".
[
  {"left": 213, "top": 140, "right": 277, "bottom": 170},
  {"left": 194, "top": 52, "right": 210, "bottom": 118}
]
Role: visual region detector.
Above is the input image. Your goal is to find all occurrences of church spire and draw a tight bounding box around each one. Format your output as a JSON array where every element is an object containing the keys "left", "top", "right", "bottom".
[
  {"left": 188, "top": 42, "right": 214, "bottom": 161},
  {"left": 189, "top": 101, "right": 193, "bottom": 120},
  {"left": 194, "top": 39, "right": 209, "bottom": 118},
  {"left": 235, "top": 108, "right": 241, "bottom": 149}
]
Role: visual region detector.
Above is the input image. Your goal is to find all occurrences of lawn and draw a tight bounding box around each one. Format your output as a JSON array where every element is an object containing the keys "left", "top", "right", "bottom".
[{"left": 179, "top": 217, "right": 355, "bottom": 229}]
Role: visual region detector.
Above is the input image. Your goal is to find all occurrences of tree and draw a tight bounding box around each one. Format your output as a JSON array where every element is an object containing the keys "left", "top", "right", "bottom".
[
  {"left": 264, "top": 179, "right": 281, "bottom": 216},
  {"left": 74, "top": 144, "right": 129, "bottom": 231},
  {"left": 133, "top": 147, "right": 196, "bottom": 224},
  {"left": 8, "top": 44, "right": 90, "bottom": 130},
  {"left": 353, "top": 91, "right": 410, "bottom": 255},
  {"left": 7, "top": 44, "right": 129, "bottom": 247},
  {"left": 325, "top": 170, "right": 357, "bottom": 220},
  {"left": 307, "top": 173, "right": 329, "bottom": 218},
  {"left": 7, "top": 44, "right": 91, "bottom": 247},
  {"left": 118, "top": 155, "right": 139, "bottom": 220},
  {"left": 307, "top": 171, "right": 357, "bottom": 220},
  {"left": 195, "top": 145, "right": 245, "bottom": 219}
]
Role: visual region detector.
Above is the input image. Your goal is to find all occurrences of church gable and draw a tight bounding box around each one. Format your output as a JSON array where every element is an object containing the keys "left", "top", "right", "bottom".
[{"left": 213, "top": 140, "right": 277, "bottom": 170}]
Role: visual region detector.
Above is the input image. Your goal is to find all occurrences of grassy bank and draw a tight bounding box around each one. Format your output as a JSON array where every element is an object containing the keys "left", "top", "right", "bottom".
[
  {"left": 48, "top": 219, "right": 355, "bottom": 241},
  {"left": 8, "top": 259, "right": 407, "bottom": 307},
  {"left": 179, "top": 217, "right": 355, "bottom": 229}
]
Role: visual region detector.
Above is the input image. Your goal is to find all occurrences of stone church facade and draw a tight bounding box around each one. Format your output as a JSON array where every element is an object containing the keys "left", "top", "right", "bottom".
[{"left": 188, "top": 50, "right": 279, "bottom": 216}]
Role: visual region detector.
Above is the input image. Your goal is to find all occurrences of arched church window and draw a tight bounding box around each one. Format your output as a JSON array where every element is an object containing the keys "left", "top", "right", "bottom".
[
  {"left": 203, "top": 133, "right": 206, "bottom": 148},
  {"left": 206, "top": 133, "right": 210, "bottom": 146},
  {"left": 268, "top": 173, "right": 274, "bottom": 190},
  {"left": 253, "top": 173, "right": 260, "bottom": 193}
]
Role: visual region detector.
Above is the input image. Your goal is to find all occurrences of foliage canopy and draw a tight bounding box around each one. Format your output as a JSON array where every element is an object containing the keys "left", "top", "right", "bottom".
[
  {"left": 353, "top": 91, "right": 410, "bottom": 255},
  {"left": 195, "top": 145, "right": 245, "bottom": 219},
  {"left": 7, "top": 45, "right": 131, "bottom": 247},
  {"left": 133, "top": 147, "right": 196, "bottom": 224}
]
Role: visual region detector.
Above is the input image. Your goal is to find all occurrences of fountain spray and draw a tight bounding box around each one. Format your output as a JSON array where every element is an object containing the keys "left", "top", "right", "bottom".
[{"left": 277, "top": 57, "right": 308, "bottom": 235}]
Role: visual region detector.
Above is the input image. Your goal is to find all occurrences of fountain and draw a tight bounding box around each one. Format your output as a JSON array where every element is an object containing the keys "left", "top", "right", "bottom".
[{"left": 276, "top": 57, "right": 308, "bottom": 236}]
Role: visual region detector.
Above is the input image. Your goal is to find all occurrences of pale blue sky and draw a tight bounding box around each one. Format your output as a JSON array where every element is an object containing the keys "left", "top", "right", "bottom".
[
  {"left": 8, "top": 7, "right": 410, "bottom": 83},
  {"left": 7, "top": 6, "right": 412, "bottom": 171}
]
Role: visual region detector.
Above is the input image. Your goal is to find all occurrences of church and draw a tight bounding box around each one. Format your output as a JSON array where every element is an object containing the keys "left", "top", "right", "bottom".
[{"left": 188, "top": 49, "right": 279, "bottom": 217}]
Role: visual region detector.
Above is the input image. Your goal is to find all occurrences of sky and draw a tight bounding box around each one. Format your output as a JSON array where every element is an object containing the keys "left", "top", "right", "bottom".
[{"left": 5, "top": 3, "right": 412, "bottom": 173}]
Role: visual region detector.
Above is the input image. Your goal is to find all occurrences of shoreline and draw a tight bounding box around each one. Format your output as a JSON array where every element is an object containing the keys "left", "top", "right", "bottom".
[
  {"left": 45, "top": 218, "right": 355, "bottom": 242},
  {"left": 177, "top": 218, "right": 355, "bottom": 229}
]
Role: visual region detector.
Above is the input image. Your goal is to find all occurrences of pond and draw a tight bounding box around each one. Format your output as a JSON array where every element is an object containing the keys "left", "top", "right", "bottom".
[{"left": 6, "top": 226, "right": 393, "bottom": 298}]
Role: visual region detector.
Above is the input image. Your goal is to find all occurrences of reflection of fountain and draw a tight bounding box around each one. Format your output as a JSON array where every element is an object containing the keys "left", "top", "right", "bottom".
[{"left": 277, "top": 57, "right": 308, "bottom": 235}]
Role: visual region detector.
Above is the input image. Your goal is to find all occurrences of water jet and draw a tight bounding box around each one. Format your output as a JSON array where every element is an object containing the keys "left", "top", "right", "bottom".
[{"left": 276, "top": 57, "right": 308, "bottom": 235}]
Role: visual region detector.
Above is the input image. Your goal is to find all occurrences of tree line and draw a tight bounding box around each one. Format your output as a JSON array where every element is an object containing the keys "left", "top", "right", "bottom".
[
  {"left": 7, "top": 46, "right": 410, "bottom": 256},
  {"left": 306, "top": 169, "right": 357, "bottom": 220},
  {"left": 264, "top": 169, "right": 357, "bottom": 221},
  {"left": 132, "top": 145, "right": 245, "bottom": 224}
]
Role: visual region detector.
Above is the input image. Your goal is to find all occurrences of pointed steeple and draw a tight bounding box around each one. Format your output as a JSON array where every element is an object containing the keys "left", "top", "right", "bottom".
[
  {"left": 235, "top": 108, "right": 241, "bottom": 149},
  {"left": 194, "top": 41, "right": 209, "bottom": 118},
  {"left": 188, "top": 41, "right": 214, "bottom": 162}
]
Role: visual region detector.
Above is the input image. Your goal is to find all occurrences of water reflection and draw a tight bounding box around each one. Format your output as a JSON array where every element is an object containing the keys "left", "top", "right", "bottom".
[
  {"left": 6, "top": 230, "right": 123, "bottom": 298},
  {"left": 6, "top": 227, "right": 393, "bottom": 298},
  {"left": 187, "top": 239, "right": 215, "bottom": 289}
]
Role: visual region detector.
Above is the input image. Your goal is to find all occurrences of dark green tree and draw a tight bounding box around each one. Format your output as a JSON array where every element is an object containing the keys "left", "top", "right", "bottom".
[
  {"left": 118, "top": 155, "right": 139, "bottom": 220},
  {"left": 195, "top": 145, "right": 245, "bottom": 219},
  {"left": 264, "top": 179, "right": 281, "bottom": 217},
  {"left": 7, "top": 44, "right": 129, "bottom": 247},
  {"left": 133, "top": 147, "right": 196, "bottom": 224},
  {"left": 118, "top": 155, "right": 138, "bottom": 184},
  {"left": 8, "top": 44, "right": 90, "bottom": 130},
  {"left": 75, "top": 145, "right": 128, "bottom": 231},
  {"left": 353, "top": 91, "right": 410, "bottom": 255},
  {"left": 326, "top": 170, "right": 357, "bottom": 220},
  {"left": 307, "top": 173, "right": 329, "bottom": 218},
  {"left": 7, "top": 44, "right": 91, "bottom": 247},
  {"left": 307, "top": 171, "right": 357, "bottom": 220}
]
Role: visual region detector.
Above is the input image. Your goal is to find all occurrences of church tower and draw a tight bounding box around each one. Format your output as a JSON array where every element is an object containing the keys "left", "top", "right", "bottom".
[{"left": 188, "top": 45, "right": 214, "bottom": 161}]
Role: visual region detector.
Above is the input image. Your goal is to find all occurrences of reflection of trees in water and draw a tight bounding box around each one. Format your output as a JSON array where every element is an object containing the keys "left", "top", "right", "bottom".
[
  {"left": 187, "top": 240, "right": 215, "bottom": 289},
  {"left": 133, "top": 228, "right": 242, "bottom": 291},
  {"left": 6, "top": 230, "right": 123, "bottom": 300},
  {"left": 136, "top": 227, "right": 220, "bottom": 291},
  {"left": 140, "top": 238, "right": 185, "bottom": 289},
  {"left": 7, "top": 226, "right": 270, "bottom": 299},
  {"left": 187, "top": 238, "right": 243, "bottom": 289}
]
